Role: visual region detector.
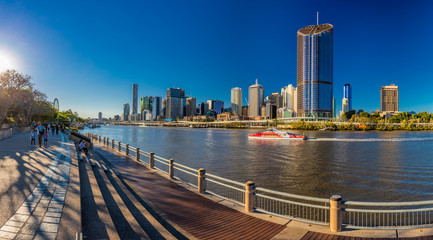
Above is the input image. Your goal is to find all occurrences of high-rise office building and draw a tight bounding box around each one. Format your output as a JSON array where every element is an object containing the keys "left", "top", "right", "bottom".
[
  {"left": 213, "top": 100, "right": 224, "bottom": 114},
  {"left": 166, "top": 88, "right": 185, "bottom": 120},
  {"left": 152, "top": 97, "right": 162, "bottom": 120},
  {"left": 231, "top": 87, "right": 242, "bottom": 115},
  {"left": 140, "top": 96, "right": 153, "bottom": 120},
  {"left": 123, "top": 103, "right": 130, "bottom": 121},
  {"left": 380, "top": 84, "right": 399, "bottom": 113},
  {"left": 248, "top": 79, "right": 264, "bottom": 118},
  {"left": 281, "top": 84, "right": 296, "bottom": 111},
  {"left": 98, "top": 112, "right": 102, "bottom": 122},
  {"left": 341, "top": 98, "right": 349, "bottom": 116},
  {"left": 132, "top": 84, "right": 138, "bottom": 114},
  {"left": 297, "top": 23, "right": 333, "bottom": 118},
  {"left": 186, "top": 97, "right": 196, "bottom": 116},
  {"left": 343, "top": 84, "right": 352, "bottom": 111}
]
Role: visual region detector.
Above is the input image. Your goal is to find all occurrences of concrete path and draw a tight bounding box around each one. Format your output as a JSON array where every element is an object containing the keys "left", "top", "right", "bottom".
[{"left": 0, "top": 132, "right": 75, "bottom": 239}]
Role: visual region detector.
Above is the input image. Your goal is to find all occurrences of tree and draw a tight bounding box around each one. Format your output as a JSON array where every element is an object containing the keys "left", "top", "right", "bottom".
[{"left": 0, "top": 88, "right": 12, "bottom": 125}]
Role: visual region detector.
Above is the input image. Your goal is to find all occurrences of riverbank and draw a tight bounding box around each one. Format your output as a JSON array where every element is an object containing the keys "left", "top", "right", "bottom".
[{"left": 112, "top": 120, "right": 433, "bottom": 131}]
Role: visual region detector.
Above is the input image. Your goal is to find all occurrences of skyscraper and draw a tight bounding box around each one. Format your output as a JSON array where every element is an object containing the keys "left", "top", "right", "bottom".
[
  {"left": 281, "top": 84, "right": 296, "bottom": 110},
  {"left": 98, "top": 112, "right": 102, "bottom": 122},
  {"left": 123, "top": 103, "right": 130, "bottom": 121},
  {"left": 248, "top": 79, "right": 264, "bottom": 118},
  {"left": 152, "top": 96, "right": 162, "bottom": 120},
  {"left": 166, "top": 88, "right": 185, "bottom": 120},
  {"left": 231, "top": 87, "right": 242, "bottom": 115},
  {"left": 380, "top": 84, "right": 399, "bottom": 113},
  {"left": 132, "top": 84, "right": 138, "bottom": 114},
  {"left": 186, "top": 97, "right": 196, "bottom": 116},
  {"left": 343, "top": 84, "right": 352, "bottom": 111},
  {"left": 140, "top": 96, "right": 153, "bottom": 120},
  {"left": 297, "top": 23, "right": 333, "bottom": 118}
]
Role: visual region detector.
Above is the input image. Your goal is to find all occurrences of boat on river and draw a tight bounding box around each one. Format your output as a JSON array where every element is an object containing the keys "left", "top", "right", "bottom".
[{"left": 248, "top": 128, "right": 308, "bottom": 140}]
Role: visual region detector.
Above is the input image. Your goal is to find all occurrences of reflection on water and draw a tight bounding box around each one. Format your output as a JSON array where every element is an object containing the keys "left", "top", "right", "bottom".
[{"left": 82, "top": 126, "right": 433, "bottom": 201}]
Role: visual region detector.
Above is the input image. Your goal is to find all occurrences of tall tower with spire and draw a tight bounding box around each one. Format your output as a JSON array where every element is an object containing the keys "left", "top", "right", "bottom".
[{"left": 296, "top": 20, "right": 333, "bottom": 118}]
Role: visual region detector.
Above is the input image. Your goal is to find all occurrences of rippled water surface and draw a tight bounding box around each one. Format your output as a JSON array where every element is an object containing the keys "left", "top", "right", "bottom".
[{"left": 82, "top": 126, "right": 433, "bottom": 201}]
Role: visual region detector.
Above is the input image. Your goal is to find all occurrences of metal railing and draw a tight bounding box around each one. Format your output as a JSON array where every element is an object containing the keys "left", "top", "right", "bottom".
[
  {"left": 86, "top": 133, "right": 433, "bottom": 231},
  {"left": 343, "top": 200, "right": 433, "bottom": 229}
]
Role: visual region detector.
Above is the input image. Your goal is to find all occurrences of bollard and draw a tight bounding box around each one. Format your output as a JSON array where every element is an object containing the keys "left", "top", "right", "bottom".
[
  {"left": 330, "top": 195, "right": 342, "bottom": 232},
  {"left": 106, "top": 138, "right": 109, "bottom": 146},
  {"left": 198, "top": 168, "right": 206, "bottom": 193},
  {"left": 126, "top": 144, "right": 129, "bottom": 156},
  {"left": 245, "top": 181, "right": 255, "bottom": 213},
  {"left": 118, "top": 142, "right": 121, "bottom": 152},
  {"left": 112, "top": 139, "right": 114, "bottom": 149},
  {"left": 136, "top": 148, "right": 140, "bottom": 161},
  {"left": 103, "top": 137, "right": 106, "bottom": 145},
  {"left": 99, "top": 136, "right": 101, "bottom": 143},
  {"left": 149, "top": 152, "right": 154, "bottom": 169},
  {"left": 169, "top": 159, "right": 174, "bottom": 179}
]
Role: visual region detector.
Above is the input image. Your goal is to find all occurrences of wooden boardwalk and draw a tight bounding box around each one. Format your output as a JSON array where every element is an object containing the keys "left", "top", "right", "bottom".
[{"left": 94, "top": 145, "right": 286, "bottom": 240}]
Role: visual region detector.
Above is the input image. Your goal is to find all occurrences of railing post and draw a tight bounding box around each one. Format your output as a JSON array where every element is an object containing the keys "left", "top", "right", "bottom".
[
  {"left": 112, "top": 139, "right": 114, "bottom": 148},
  {"left": 103, "top": 137, "right": 106, "bottom": 145},
  {"left": 198, "top": 168, "right": 206, "bottom": 193},
  {"left": 330, "top": 195, "right": 342, "bottom": 232},
  {"left": 169, "top": 159, "right": 174, "bottom": 179},
  {"left": 118, "top": 142, "right": 121, "bottom": 152},
  {"left": 126, "top": 144, "right": 129, "bottom": 156},
  {"left": 149, "top": 152, "right": 154, "bottom": 169},
  {"left": 99, "top": 136, "right": 101, "bottom": 143},
  {"left": 136, "top": 148, "right": 140, "bottom": 161},
  {"left": 245, "top": 181, "right": 255, "bottom": 213},
  {"left": 106, "top": 138, "right": 109, "bottom": 146}
]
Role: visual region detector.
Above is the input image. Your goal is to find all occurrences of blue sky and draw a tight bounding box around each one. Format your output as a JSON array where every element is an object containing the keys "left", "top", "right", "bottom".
[{"left": 0, "top": 0, "right": 432, "bottom": 118}]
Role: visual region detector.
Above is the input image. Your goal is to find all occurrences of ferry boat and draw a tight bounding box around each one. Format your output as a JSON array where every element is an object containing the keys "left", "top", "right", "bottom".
[{"left": 248, "top": 128, "right": 308, "bottom": 140}]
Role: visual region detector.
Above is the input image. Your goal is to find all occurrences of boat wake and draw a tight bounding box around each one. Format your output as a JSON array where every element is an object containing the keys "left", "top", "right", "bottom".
[{"left": 310, "top": 137, "right": 433, "bottom": 142}]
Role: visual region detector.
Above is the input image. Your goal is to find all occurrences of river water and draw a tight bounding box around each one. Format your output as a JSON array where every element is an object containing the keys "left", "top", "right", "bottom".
[{"left": 82, "top": 125, "right": 433, "bottom": 202}]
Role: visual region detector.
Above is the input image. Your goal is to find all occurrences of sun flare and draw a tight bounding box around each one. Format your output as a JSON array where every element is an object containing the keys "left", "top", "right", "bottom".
[{"left": 0, "top": 51, "right": 15, "bottom": 72}]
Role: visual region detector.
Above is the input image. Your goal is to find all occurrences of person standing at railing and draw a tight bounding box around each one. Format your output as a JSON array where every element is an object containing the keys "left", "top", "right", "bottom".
[
  {"left": 43, "top": 130, "right": 48, "bottom": 147},
  {"left": 30, "top": 129, "right": 36, "bottom": 146}
]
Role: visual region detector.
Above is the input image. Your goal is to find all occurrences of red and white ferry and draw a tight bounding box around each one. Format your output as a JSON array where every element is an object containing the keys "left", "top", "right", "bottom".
[{"left": 248, "top": 128, "right": 308, "bottom": 140}]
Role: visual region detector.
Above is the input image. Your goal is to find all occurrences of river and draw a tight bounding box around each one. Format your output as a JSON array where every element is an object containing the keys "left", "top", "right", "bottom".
[{"left": 81, "top": 125, "right": 433, "bottom": 202}]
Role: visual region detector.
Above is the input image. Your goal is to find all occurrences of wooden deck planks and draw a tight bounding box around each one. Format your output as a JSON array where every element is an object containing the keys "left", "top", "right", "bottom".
[{"left": 96, "top": 146, "right": 286, "bottom": 240}]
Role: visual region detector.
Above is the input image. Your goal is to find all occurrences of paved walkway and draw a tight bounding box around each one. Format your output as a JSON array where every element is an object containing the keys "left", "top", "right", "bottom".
[{"left": 0, "top": 132, "right": 73, "bottom": 239}]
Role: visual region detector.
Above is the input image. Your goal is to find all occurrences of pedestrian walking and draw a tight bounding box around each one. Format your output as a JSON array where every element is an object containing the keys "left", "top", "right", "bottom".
[
  {"left": 36, "top": 122, "right": 45, "bottom": 148},
  {"left": 51, "top": 123, "right": 55, "bottom": 135},
  {"left": 30, "top": 129, "right": 36, "bottom": 146},
  {"left": 56, "top": 124, "right": 59, "bottom": 135},
  {"left": 43, "top": 130, "right": 48, "bottom": 147}
]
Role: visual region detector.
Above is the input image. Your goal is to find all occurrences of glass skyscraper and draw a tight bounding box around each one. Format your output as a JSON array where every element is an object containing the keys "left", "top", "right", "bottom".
[
  {"left": 297, "top": 24, "right": 333, "bottom": 118},
  {"left": 343, "top": 84, "right": 352, "bottom": 111}
]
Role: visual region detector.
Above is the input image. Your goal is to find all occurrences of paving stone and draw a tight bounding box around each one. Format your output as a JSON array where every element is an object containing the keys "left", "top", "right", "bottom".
[
  {"left": 34, "top": 207, "right": 47, "bottom": 213},
  {"left": 21, "top": 223, "right": 38, "bottom": 235},
  {"left": 4, "top": 221, "right": 24, "bottom": 228},
  {"left": 13, "top": 234, "right": 34, "bottom": 240},
  {"left": 16, "top": 207, "right": 34, "bottom": 214},
  {"left": 37, "top": 201, "right": 50, "bottom": 208},
  {"left": 0, "top": 231, "right": 15, "bottom": 239},
  {"left": 32, "top": 210, "right": 46, "bottom": 216},
  {"left": 42, "top": 217, "right": 61, "bottom": 224},
  {"left": 0, "top": 225, "right": 19, "bottom": 233},
  {"left": 34, "top": 232, "right": 57, "bottom": 240},
  {"left": 10, "top": 214, "right": 29, "bottom": 222},
  {"left": 44, "top": 212, "right": 61, "bottom": 218},
  {"left": 26, "top": 216, "right": 44, "bottom": 225},
  {"left": 47, "top": 208, "right": 62, "bottom": 213},
  {"left": 48, "top": 203, "right": 63, "bottom": 209},
  {"left": 39, "top": 223, "right": 59, "bottom": 233}
]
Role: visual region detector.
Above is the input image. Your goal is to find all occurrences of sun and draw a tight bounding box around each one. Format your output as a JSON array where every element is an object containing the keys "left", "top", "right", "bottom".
[{"left": 0, "top": 55, "right": 12, "bottom": 72}]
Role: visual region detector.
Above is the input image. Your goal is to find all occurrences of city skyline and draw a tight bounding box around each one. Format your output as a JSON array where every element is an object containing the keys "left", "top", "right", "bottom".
[{"left": 0, "top": 1, "right": 432, "bottom": 118}]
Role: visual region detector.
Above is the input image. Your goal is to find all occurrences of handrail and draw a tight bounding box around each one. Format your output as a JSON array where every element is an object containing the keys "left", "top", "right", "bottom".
[
  {"left": 206, "top": 173, "right": 245, "bottom": 187},
  {"left": 257, "top": 187, "right": 329, "bottom": 203},
  {"left": 344, "top": 200, "right": 433, "bottom": 207}
]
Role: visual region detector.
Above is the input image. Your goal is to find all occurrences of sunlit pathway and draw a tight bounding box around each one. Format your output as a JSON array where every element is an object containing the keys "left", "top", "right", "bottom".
[{"left": 0, "top": 132, "right": 71, "bottom": 239}]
